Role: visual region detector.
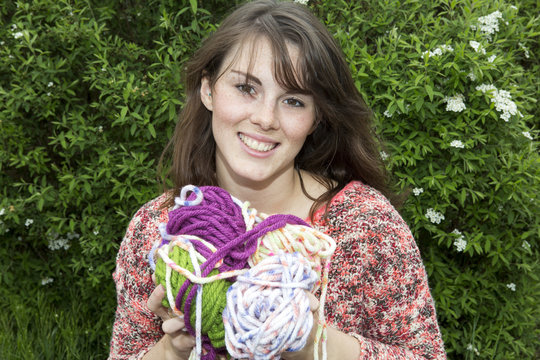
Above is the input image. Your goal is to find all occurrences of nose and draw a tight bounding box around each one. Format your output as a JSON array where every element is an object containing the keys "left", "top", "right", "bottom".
[{"left": 250, "top": 100, "right": 279, "bottom": 131}]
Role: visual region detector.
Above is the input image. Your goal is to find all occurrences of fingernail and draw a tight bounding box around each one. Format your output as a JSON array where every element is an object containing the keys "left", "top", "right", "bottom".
[{"left": 182, "top": 327, "right": 187, "bottom": 332}]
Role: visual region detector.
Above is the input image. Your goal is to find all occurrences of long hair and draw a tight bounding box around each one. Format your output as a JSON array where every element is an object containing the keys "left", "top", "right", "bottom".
[{"left": 159, "top": 0, "right": 398, "bottom": 216}]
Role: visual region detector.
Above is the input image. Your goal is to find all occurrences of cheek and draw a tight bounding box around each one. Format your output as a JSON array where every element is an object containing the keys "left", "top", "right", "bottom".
[
  {"left": 286, "top": 115, "right": 315, "bottom": 144},
  {"left": 212, "top": 95, "right": 247, "bottom": 127}
]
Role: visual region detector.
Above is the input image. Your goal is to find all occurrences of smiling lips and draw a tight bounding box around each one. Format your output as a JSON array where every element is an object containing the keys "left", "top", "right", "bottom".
[{"left": 238, "top": 133, "right": 278, "bottom": 152}]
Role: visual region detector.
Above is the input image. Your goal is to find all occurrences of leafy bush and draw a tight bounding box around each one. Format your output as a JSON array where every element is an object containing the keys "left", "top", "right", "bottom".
[{"left": 0, "top": 0, "right": 538, "bottom": 359}]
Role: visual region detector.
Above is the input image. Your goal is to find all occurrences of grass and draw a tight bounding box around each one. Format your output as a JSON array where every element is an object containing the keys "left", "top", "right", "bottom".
[{"left": 0, "top": 291, "right": 110, "bottom": 360}]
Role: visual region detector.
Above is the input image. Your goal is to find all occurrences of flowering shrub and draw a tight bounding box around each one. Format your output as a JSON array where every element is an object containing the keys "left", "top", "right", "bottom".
[
  {"left": 314, "top": 0, "right": 539, "bottom": 358},
  {"left": 1, "top": 0, "right": 538, "bottom": 358}
]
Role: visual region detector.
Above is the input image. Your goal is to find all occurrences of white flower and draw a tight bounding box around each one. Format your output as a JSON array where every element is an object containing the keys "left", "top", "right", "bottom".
[
  {"left": 466, "top": 344, "right": 480, "bottom": 355},
  {"left": 467, "top": 72, "right": 476, "bottom": 81},
  {"left": 476, "top": 11, "right": 503, "bottom": 38},
  {"left": 452, "top": 229, "right": 467, "bottom": 252},
  {"left": 67, "top": 232, "right": 80, "bottom": 240},
  {"left": 13, "top": 31, "right": 24, "bottom": 39},
  {"left": 492, "top": 90, "right": 517, "bottom": 121},
  {"left": 0, "top": 41, "right": 4, "bottom": 46},
  {"left": 48, "top": 237, "right": 70, "bottom": 251},
  {"left": 294, "top": 0, "right": 309, "bottom": 4},
  {"left": 425, "top": 208, "right": 445, "bottom": 224},
  {"left": 93, "top": 229, "right": 99, "bottom": 235},
  {"left": 510, "top": 5, "right": 518, "bottom": 10},
  {"left": 518, "top": 43, "right": 530, "bottom": 58},
  {"left": 41, "top": 277, "right": 54, "bottom": 285},
  {"left": 476, "top": 84, "right": 497, "bottom": 93},
  {"left": 412, "top": 187, "right": 424, "bottom": 196},
  {"left": 380, "top": 151, "right": 389, "bottom": 160},
  {"left": 383, "top": 110, "right": 392, "bottom": 118},
  {"left": 25, "top": 219, "right": 33, "bottom": 227},
  {"left": 423, "top": 44, "right": 454, "bottom": 58},
  {"left": 469, "top": 41, "right": 486, "bottom": 54},
  {"left": 506, "top": 283, "right": 516, "bottom": 291},
  {"left": 46, "top": 92, "right": 51, "bottom": 96},
  {"left": 476, "top": 84, "right": 517, "bottom": 121},
  {"left": 522, "top": 131, "right": 532, "bottom": 140},
  {"left": 522, "top": 241, "right": 531, "bottom": 250},
  {"left": 488, "top": 55, "right": 496, "bottom": 63},
  {"left": 97, "top": 126, "right": 103, "bottom": 133},
  {"left": 47, "top": 82, "right": 54, "bottom": 87},
  {"left": 443, "top": 94, "right": 466, "bottom": 112},
  {"left": 0, "top": 208, "right": 5, "bottom": 216},
  {"left": 450, "top": 140, "right": 465, "bottom": 148},
  {"left": 11, "top": 24, "right": 17, "bottom": 31}
]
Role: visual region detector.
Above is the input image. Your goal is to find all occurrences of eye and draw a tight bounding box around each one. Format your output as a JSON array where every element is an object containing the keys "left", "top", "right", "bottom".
[
  {"left": 236, "top": 83, "right": 255, "bottom": 95},
  {"left": 284, "top": 98, "right": 305, "bottom": 108}
]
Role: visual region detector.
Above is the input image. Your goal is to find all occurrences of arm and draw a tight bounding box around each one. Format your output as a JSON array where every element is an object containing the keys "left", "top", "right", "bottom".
[
  {"left": 314, "top": 183, "right": 446, "bottom": 360},
  {"left": 108, "top": 196, "right": 169, "bottom": 360}
]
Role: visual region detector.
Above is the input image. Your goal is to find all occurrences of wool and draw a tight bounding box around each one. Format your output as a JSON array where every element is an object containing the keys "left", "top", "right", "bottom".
[
  {"left": 223, "top": 252, "right": 317, "bottom": 359},
  {"left": 150, "top": 185, "right": 336, "bottom": 360}
]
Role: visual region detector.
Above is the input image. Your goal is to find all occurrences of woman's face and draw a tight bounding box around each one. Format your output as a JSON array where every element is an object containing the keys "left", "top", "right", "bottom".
[{"left": 200, "top": 37, "right": 315, "bottom": 190}]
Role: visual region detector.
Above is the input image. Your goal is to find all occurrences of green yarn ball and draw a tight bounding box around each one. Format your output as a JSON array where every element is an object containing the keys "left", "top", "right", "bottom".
[{"left": 155, "top": 246, "right": 231, "bottom": 349}]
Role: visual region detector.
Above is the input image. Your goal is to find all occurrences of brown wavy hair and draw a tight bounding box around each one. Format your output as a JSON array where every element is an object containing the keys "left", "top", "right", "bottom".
[{"left": 159, "top": 0, "right": 398, "bottom": 216}]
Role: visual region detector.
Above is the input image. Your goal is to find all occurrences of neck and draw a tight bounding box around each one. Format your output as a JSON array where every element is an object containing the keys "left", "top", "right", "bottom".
[{"left": 218, "top": 168, "right": 306, "bottom": 217}]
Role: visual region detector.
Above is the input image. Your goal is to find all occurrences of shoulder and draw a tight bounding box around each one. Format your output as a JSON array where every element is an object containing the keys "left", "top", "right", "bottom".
[
  {"left": 116, "top": 192, "right": 172, "bottom": 267},
  {"left": 312, "top": 181, "right": 414, "bottom": 254},
  {"left": 125, "top": 192, "right": 171, "bottom": 236},
  {"left": 313, "top": 181, "right": 401, "bottom": 226}
]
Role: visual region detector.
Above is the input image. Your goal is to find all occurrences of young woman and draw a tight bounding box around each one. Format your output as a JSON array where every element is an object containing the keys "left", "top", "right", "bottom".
[{"left": 108, "top": 1, "right": 446, "bottom": 359}]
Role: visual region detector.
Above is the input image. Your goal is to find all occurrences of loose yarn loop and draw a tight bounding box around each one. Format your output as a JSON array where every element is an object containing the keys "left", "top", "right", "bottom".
[
  {"left": 150, "top": 185, "right": 336, "bottom": 360},
  {"left": 223, "top": 252, "right": 317, "bottom": 360}
]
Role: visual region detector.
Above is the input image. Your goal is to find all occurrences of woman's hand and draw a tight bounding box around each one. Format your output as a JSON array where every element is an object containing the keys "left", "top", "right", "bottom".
[{"left": 145, "top": 276, "right": 196, "bottom": 360}]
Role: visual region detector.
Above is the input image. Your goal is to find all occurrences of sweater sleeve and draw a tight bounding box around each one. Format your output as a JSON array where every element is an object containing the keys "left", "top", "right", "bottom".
[
  {"left": 108, "top": 195, "right": 169, "bottom": 360},
  {"left": 316, "top": 182, "right": 446, "bottom": 360}
]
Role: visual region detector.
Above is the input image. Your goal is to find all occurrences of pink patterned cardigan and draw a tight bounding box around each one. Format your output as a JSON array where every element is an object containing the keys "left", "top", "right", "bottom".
[{"left": 109, "top": 181, "right": 446, "bottom": 359}]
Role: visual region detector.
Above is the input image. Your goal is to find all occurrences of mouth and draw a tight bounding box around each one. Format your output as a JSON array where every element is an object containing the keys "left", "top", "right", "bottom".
[{"left": 238, "top": 133, "right": 278, "bottom": 152}]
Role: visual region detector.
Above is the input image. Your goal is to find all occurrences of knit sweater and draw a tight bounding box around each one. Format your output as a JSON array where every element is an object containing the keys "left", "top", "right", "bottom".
[{"left": 108, "top": 181, "right": 446, "bottom": 359}]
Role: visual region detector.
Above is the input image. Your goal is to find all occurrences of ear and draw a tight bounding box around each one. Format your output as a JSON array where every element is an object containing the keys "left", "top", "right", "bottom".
[{"left": 200, "top": 76, "right": 213, "bottom": 111}]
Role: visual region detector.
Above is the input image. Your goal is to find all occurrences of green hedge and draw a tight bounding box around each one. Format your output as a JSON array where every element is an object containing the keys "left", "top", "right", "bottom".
[{"left": 0, "top": 0, "right": 538, "bottom": 359}]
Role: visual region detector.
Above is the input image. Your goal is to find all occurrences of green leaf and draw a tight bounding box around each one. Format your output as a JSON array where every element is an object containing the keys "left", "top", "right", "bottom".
[
  {"left": 148, "top": 123, "right": 156, "bottom": 138},
  {"left": 190, "top": 0, "right": 198, "bottom": 14},
  {"left": 425, "top": 84, "right": 434, "bottom": 101}
]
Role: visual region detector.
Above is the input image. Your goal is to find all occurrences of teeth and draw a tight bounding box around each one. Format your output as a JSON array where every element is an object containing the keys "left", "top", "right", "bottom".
[{"left": 239, "top": 134, "right": 277, "bottom": 152}]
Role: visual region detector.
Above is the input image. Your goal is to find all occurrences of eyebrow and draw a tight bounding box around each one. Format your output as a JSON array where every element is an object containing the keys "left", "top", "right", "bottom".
[
  {"left": 231, "top": 70, "right": 262, "bottom": 86},
  {"left": 230, "top": 69, "right": 312, "bottom": 96}
]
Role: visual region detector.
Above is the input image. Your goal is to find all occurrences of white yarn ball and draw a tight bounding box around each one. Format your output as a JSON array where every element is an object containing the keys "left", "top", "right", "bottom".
[{"left": 223, "top": 252, "right": 318, "bottom": 359}]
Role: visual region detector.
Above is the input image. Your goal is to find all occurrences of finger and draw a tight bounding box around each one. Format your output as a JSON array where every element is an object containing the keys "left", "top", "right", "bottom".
[
  {"left": 152, "top": 273, "right": 156, "bottom": 284},
  {"left": 306, "top": 291, "right": 319, "bottom": 312},
  {"left": 162, "top": 317, "right": 186, "bottom": 334},
  {"left": 168, "top": 331, "right": 196, "bottom": 350},
  {"left": 147, "top": 285, "right": 169, "bottom": 319}
]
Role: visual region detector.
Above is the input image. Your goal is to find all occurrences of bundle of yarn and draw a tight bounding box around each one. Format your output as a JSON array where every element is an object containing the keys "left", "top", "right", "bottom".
[
  {"left": 223, "top": 252, "right": 317, "bottom": 359},
  {"left": 150, "top": 185, "right": 336, "bottom": 360}
]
